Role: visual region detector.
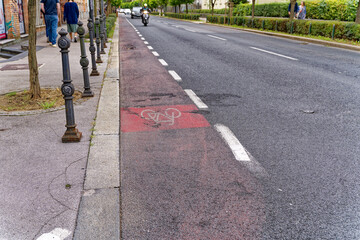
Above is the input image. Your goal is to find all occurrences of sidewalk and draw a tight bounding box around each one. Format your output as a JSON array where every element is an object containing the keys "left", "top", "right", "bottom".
[{"left": 0, "top": 19, "right": 119, "bottom": 239}]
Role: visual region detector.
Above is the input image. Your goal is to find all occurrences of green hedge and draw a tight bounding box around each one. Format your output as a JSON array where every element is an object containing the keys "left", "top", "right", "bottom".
[
  {"left": 106, "top": 15, "right": 117, "bottom": 37},
  {"left": 206, "top": 16, "right": 360, "bottom": 41},
  {"left": 164, "top": 13, "right": 200, "bottom": 20},
  {"left": 235, "top": 0, "right": 360, "bottom": 21}
]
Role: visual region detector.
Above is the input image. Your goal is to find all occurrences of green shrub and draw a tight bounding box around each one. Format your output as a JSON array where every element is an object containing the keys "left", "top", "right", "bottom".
[
  {"left": 206, "top": 15, "right": 360, "bottom": 41},
  {"left": 106, "top": 16, "right": 117, "bottom": 37},
  {"left": 164, "top": 13, "right": 200, "bottom": 20},
  {"left": 235, "top": 0, "right": 360, "bottom": 21}
]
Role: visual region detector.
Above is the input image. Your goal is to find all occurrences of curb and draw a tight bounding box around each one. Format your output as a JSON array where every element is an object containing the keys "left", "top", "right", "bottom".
[{"left": 72, "top": 18, "right": 120, "bottom": 240}]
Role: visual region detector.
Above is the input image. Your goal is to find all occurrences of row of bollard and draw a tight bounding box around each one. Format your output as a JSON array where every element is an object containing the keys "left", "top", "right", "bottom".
[{"left": 59, "top": 0, "right": 109, "bottom": 143}]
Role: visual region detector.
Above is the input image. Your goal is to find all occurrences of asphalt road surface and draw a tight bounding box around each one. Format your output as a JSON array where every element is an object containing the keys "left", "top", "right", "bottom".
[{"left": 123, "top": 15, "right": 360, "bottom": 239}]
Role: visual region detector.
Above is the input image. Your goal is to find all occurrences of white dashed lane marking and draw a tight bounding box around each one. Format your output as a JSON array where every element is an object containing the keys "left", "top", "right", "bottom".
[
  {"left": 168, "top": 70, "right": 182, "bottom": 82},
  {"left": 250, "top": 47, "right": 298, "bottom": 61},
  {"left": 184, "top": 89, "right": 208, "bottom": 109},
  {"left": 159, "top": 59, "right": 168, "bottom": 66}
]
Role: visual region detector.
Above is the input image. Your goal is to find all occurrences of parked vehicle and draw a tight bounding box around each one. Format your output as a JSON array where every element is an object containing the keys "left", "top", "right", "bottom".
[
  {"left": 131, "top": 7, "right": 142, "bottom": 18},
  {"left": 124, "top": 9, "right": 131, "bottom": 15}
]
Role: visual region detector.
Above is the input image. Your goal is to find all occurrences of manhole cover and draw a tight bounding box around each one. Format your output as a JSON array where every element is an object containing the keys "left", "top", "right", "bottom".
[
  {"left": 122, "top": 44, "right": 136, "bottom": 50},
  {"left": 0, "top": 64, "right": 43, "bottom": 71}
]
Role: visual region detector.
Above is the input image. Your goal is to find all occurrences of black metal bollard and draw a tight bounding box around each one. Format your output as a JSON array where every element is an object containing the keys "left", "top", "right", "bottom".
[
  {"left": 58, "top": 29, "right": 82, "bottom": 143},
  {"left": 95, "top": 17, "right": 103, "bottom": 63},
  {"left": 99, "top": 15, "right": 106, "bottom": 54},
  {"left": 87, "top": 0, "right": 99, "bottom": 76},
  {"left": 77, "top": 21, "right": 94, "bottom": 97},
  {"left": 103, "top": 13, "right": 108, "bottom": 48}
]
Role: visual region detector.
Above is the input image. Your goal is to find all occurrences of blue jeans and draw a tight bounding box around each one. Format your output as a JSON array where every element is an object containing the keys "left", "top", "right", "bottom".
[{"left": 45, "top": 15, "right": 58, "bottom": 45}]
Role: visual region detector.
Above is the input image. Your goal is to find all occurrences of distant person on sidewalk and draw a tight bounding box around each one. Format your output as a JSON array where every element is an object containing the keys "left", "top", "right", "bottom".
[
  {"left": 63, "top": 0, "right": 79, "bottom": 42},
  {"left": 40, "top": 9, "right": 49, "bottom": 43},
  {"left": 288, "top": 0, "right": 299, "bottom": 18},
  {"left": 298, "top": 1, "right": 306, "bottom": 19},
  {"left": 41, "top": 0, "right": 60, "bottom": 47}
]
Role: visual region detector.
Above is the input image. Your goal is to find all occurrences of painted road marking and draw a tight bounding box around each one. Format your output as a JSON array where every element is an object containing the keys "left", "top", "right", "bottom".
[
  {"left": 185, "top": 29, "right": 196, "bottom": 33},
  {"left": 121, "top": 105, "right": 210, "bottom": 132},
  {"left": 152, "top": 51, "right": 159, "bottom": 56},
  {"left": 144, "top": 41, "right": 149, "bottom": 44},
  {"left": 141, "top": 37, "right": 145, "bottom": 40},
  {"left": 208, "top": 35, "right": 227, "bottom": 41},
  {"left": 159, "top": 59, "right": 168, "bottom": 66},
  {"left": 139, "top": 34, "right": 143, "bottom": 36},
  {"left": 141, "top": 108, "right": 181, "bottom": 126},
  {"left": 168, "top": 70, "right": 182, "bottom": 82},
  {"left": 250, "top": 47, "right": 298, "bottom": 61},
  {"left": 147, "top": 46, "right": 153, "bottom": 50},
  {"left": 37, "top": 228, "right": 71, "bottom": 240},
  {"left": 214, "top": 124, "right": 250, "bottom": 161},
  {"left": 184, "top": 89, "right": 208, "bottom": 110}
]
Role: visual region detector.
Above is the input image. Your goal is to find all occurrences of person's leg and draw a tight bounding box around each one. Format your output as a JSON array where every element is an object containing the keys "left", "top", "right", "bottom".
[
  {"left": 49, "top": 15, "right": 58, "bottom": 45},
  {"left": 45, "top": 15, "right": 51, "bottom": 43}
]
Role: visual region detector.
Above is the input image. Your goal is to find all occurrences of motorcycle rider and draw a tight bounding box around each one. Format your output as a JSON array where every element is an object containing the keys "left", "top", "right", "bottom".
[{"left": 140, "top": 3, "right": 150, "bottom": 23}]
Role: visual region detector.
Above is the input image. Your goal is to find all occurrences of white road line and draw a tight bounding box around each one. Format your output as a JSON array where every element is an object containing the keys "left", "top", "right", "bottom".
[
  {"left": 147, "top": 46, "right": 153, "bottom": 50},
  {"left": 152, "top": 51, "right": 159, "bottom": 56},
  {"left": 141, "top": 37, "right": 145, "bottom": 40},
  {"left": 250, "top": 47, "right": 298, "bottom": 61},
  {"left": 208, "top": 35, "right": 227, "bottom": 41},
  {"left": 168, "top": 70, "right": 182, "bottom": 82},
  {"left": 214, "top": 124, "right": 251, "bottom": 161},
  {"left": 159, "top": 59, "right": 168, "bottom": 66},
  {"left": 139, "top": 34, "right": 142, "bottom": 36},
  {"left": 184, "top": 89, "right": 208, "bottom": 109},
  {"left": 185, "top": 29, "right": 196, "bottom": 32},
  {"left": 144, "top": 41, "right": 149, "bottom": 44}
]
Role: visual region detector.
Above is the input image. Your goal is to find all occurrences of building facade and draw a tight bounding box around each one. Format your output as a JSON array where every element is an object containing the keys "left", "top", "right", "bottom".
[{"left": 0, "top": 0, "right": 88, "bottom": 40}]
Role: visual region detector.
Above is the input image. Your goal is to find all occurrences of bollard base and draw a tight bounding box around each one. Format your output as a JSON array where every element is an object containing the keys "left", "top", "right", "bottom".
[
  {"left": 62, "top": 126, "right": 82, "bottom": 143},
  {"left": 90, "top": 70, "right": 100, "bottom": 76},
  {"left": 96, "top": 58, "right": 103, "bottom": 63},
  {"left": 100, "top": 50, "right": 106, "bottom": 54},
  {"left": 82, "top": 90, "right": 94, "bottom": 97}
]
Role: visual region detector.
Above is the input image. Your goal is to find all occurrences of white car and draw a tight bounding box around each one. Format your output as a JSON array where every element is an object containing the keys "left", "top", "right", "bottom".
[{"left": 124, "top": 9, "right": 131, "bottom": 15}]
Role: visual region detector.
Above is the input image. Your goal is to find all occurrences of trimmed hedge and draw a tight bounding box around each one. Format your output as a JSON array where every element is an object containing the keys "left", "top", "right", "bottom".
[
  {"left": 164, "top": 13, "right": 200, "bottom": 20},
  {"left": 235, "top": 0, "right": 360, "bottom": 22},
  {"left": 106, "top": 15, "right": 117, "bottom": 37},
  {"left": 206, "top": 15, "right": 360, "bottom": 41}
]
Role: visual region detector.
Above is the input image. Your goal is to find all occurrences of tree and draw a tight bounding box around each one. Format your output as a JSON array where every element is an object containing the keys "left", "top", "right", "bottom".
[
  {"left": 182, "top": 0, "right": 194, "bottom": 14},
  {"left": 251, "top": 0, "right": 254, "bottom": 19},
  {"left": 289, "top": 0, "right": 296, "bottom": 20},
  {"left": 169, "top": 0, "right": 181, "bottom": 13},
  {"left": 28, "top": 0, "right": 40, "bottom": 99},
  {"left": 209, "top": 0, "right": 216, "bottom": 16},
  {"left": 157, "top": 0, "right": 168, "bottom": 15},
  {"left": 147, "top": 0, "right": 158, "bottom": 10},
  {"left": 356, "top": 1, "right": 360, "bottom": 24}
]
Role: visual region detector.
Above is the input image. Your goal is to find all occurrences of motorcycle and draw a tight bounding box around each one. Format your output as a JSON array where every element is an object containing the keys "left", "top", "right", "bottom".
[{"left": 142, "top": 10, "right": 150, "bottom": 26}]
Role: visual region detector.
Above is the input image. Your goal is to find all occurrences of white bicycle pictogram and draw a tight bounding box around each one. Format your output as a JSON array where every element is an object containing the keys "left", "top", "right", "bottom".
[{"left": 140, "top": 108, "right": 182, "bottom": 126}]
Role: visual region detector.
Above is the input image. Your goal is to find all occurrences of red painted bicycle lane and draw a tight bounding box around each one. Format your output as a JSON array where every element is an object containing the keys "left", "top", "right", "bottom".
[{"left": 119, "top": 16, "right": 265, "bottom": 239}]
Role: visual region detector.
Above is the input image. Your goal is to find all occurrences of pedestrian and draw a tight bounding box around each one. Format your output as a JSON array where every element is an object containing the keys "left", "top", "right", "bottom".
[
  {"left": 63, "top": 0, "right": 79, "bottom": 42},
  {"left": 288, "top": 0, "right": 299, "bottom": 18},
  {"left": 40, "top": 8, "right": 49, "bottom": 43},
  {"left": 298, "top": 1, "right": 306, "bottom": 20},
  {"left": 41, "top": 0, "right": 60, "bottom": 47}
]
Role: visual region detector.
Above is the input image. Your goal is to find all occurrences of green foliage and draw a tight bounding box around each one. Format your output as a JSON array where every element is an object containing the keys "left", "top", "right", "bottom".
[
  {"left": 110, "top": 0, "right": 122, "bottom": 8},
  {"left": 38, "top": 100, "right": 56, "bottom": 109},
  {"left": 206, "top": 15, "right": 360, "bottom": 41},
  {"left": 6, "top": 92, "right": 17, "bottom": 97},
  {"left": 164, "top": 12, "right": 200, "bottom": 20},
  {"left": 106, "top": 15, "right": 117, "bottom": 38},
  {"left": 121, "top": 0, "right": 140, "bottom": 8},
  {"left": 235, "top": 0, "right": 360, "bottom": 21}
]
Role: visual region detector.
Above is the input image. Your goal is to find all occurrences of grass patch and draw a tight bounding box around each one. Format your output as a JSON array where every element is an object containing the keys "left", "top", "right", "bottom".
[{"left": 0, "top": 88, "right": 83, "bottom": 112}]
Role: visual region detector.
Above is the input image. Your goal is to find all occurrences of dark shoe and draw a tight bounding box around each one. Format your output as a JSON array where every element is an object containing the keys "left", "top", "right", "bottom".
[{"left": 74, "top": 37, "right": 77, "bottom": 43}]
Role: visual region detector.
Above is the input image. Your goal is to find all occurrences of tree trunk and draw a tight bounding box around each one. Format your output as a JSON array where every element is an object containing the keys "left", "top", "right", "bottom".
[
  {"left": 356, "top": 2, "right": 360, "bottom": 24},
  {"left": 211, "top": 3, "right": 214, "bottom": 16},
  {"left": 252, "top": 0, "right": 255, "bottom": 19},
  {"left": 106, "top": 0, "right": 111, "bottom": 16},
  {"left": 178, "top": 4, "right": 181, "bottom": 13},
  {"left": 186, "top": 3, "right": 188, "bottom": 14},
  {"left": 290, "top": 0, "right": 296, "bottom": 20},
  {"left": 28, "top": 0, "right": 41, "bottom": 99}
]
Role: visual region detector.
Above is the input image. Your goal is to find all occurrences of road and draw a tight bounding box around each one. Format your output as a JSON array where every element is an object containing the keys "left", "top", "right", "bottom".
[{"left": 122, "top": 15, "right": 360, "bottom": 239}]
